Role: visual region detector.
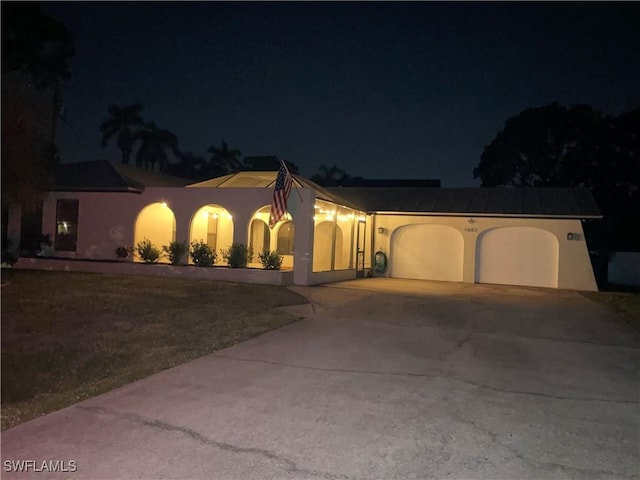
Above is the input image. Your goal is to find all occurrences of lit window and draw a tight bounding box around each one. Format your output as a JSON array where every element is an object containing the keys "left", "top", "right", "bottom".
[{"left": 55, "top": 199, "right": 79, "bottom": 251}]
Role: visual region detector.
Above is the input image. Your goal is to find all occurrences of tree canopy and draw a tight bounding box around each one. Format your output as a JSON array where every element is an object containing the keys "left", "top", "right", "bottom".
[
  {"left": 1, "top": 2, "right": 75, "bottom": 210},
  {"left": 474, "top": 103, "right": 640, "bottom": 253},
  {"left": 1, "top": 2, "right": 75, "bottom": 90}
]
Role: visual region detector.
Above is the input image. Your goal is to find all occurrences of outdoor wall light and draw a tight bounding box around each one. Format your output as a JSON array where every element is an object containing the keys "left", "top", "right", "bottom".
[
  {"left": 467, "top": 217, "right": 474, "bottom": 224},
  {"left": 567, "top": 233, "right": 574, "bottom": 240},
  {"left": 377, "top": 227, "right": 385, "bottom": 234}
]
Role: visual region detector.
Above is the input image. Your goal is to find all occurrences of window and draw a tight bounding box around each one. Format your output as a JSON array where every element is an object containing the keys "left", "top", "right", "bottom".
[
  {"left": 55, "top": 199, "right": 79, "bottom": 251},
  {"left": 276, "top": 221, "right": 295, "bottom": 255}
]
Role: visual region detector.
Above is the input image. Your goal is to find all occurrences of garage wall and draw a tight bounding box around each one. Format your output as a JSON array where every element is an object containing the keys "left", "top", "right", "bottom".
[{"left": 372, "top": 214, "right": 597, "bottom": 291}]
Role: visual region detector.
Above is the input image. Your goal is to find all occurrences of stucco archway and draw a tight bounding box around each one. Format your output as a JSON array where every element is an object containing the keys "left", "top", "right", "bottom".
[
  {"left": 134, "top": 202, "right": 176, "bottom": 260},
  {"left": 189, "top": 204, "right": 234, "bottom": 264}
]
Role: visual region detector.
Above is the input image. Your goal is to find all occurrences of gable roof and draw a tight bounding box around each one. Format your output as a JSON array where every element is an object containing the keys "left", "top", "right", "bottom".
[
  {"left": 187, "top": 171, "right": 362, "bottom": 209},
  {"left": 53, "top": 161, "right": 191, "bottom": 192},
  {"left": 325, "top": 187, "right": 602, "bottom": 218}
]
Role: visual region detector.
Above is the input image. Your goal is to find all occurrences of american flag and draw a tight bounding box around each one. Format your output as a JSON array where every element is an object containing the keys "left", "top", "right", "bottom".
[{"left": 269, "top": 161, "right": 293, "bottom": 228}]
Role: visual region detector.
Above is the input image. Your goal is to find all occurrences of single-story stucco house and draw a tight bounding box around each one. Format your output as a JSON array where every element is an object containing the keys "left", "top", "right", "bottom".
[{"left": 5, "top": 160, "right": 602, "bottom": 291}]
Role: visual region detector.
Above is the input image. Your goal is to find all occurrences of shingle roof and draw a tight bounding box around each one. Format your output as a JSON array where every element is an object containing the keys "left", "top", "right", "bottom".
[
  {"left": 53, "top": 161, "right": 191, "bottom": 192},
  {"left": 325, "top": 187, "right": 602, "bottom": 218}
]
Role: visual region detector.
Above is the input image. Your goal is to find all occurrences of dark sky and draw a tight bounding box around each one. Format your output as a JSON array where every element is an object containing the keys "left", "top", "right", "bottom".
[{"left": 43, "top": 1, "right": 640, "bottom": 186}]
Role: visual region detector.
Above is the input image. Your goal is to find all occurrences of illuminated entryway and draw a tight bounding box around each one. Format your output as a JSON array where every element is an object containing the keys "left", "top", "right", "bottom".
[
  {"left": 190, "top": 204, "right": 234, "bottom": 264},
  {"left": 248, "top": 206, "right": 294, "bottom": 268},
  {"left": 390, "top": 224, "right": 464, "bottom": 282},
  {"left": 476, "top": 227, "right": 559, "bottom": 288},
  {"left": 134, "top": 202, "right": 176, "bottom": 261},
  {"left": 312, "top": 199, "right": 357, "bottom": 272}
]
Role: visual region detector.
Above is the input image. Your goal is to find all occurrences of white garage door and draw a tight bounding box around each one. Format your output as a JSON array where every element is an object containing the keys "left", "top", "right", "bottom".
[
  {"left": 390, "top": 224, "right": 464, "bottom": 282},
  {"left": 476, "top": 227, "right": 559, "bottom": 288}
]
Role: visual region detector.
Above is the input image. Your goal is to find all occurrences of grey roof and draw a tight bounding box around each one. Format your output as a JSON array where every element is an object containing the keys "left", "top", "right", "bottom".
[
  {"left": 53, "top": 161, "right": 191, "bottom": 192},
  {"left": 325, "top": 187, "right": 602, "bottom": 218}
]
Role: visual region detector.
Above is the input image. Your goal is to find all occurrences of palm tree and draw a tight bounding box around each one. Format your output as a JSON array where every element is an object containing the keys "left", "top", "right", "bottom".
[
  {"left": 205, "top": 140, "right": 242, "bottom": 178},
  {"left": 311, "top": 164, "right": 351, "bottom": 187},
  {"left": 133, "top": 122, "right": 180, "bottom": 173},
  {"left": 99, "top": 103, "right": 144, "bottom": 164}
]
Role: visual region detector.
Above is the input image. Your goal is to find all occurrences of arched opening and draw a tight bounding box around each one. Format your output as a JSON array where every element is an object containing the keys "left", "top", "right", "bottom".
[
  {"left": 134, "top": 202, "right": 176, "bottom": 262},
  {"left": 189, "top": 204, "right": 234, "bottom": 264},
  {"left": 313, "top": 221, "right": 334, "bottom": 272},
  {"left": 276, "top": 221, "right": 295, "bottom": 255},
  {"left": 249, "top": 218, "right": 270, "bottom": 261},
  {"left": 248, "top": 206, "right": 294, "bottom": 269}
]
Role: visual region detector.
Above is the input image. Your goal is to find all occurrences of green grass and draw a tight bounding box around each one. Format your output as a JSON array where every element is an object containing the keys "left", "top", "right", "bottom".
[
  {"left": 1, "top": 270, "right": 308, "bottom": 431},
  {"left": 581, "top": 289, "right": 640, "bottom": 330}
]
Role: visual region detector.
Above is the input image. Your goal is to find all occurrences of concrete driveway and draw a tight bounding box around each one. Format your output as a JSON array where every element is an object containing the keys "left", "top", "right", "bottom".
[{"left": 2, "top": 279, "right": 638, "bottom": 479}]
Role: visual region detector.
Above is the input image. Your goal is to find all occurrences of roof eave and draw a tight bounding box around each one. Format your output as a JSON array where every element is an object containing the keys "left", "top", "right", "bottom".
[
  {"left": 372, "top": 211, "right": 603, "bottom": 219},
  {"left": 51, "top": 186, "right": 144, "bottom": 194}
]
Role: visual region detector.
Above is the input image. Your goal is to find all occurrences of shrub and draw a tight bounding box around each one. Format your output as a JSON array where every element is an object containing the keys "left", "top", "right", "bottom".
[
  {"left": 115, "top": 245, "right": 133, "bottom": 259},
  {"left": 221, "top": 242, "right": 252, "bottom": 268},
  {"left": 258, "top": 250, "right": 283, "bottom": 270},
  {"left": 189, "top": 240, "right": 216, "bottom": 267},
  {"left": 20, "top": 233, "right": 52, "bottom": 257},
  {"left": 162, "top": 240, "right": 188, "bottom": 265},
  {"left": 135, "top": 238, "right": 161, "bottom": 264},
  {"left": 1, "top": 239, "right": 19, "bottom": 266}
]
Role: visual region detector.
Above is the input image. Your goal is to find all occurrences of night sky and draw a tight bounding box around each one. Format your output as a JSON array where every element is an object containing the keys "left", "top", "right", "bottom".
[{"left": 43, "top": 1, "right": 640, "bottom": 187}]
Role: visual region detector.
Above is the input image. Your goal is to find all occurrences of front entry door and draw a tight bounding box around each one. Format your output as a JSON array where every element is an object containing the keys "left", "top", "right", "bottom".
[{"left": 355, "top": 220, "right": 366, "bottom": 278}]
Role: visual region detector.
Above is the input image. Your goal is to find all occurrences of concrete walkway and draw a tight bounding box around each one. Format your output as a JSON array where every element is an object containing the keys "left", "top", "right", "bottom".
[{"left": 2, "top": 279, "right": 638, "bottom": 479}]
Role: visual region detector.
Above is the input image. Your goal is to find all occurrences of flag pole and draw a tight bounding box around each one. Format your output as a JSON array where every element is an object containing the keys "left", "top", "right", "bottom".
[{"left": 282, "top": 159, "right": 303, "bottom": 203}]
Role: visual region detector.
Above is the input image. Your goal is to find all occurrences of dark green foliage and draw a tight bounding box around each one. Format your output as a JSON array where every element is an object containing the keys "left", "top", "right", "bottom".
[
  {"left": 221, "top": 242, "right": 252, "bottom": 268},
  {"left": 162, "top": 240, "right": 188, "bottom": 265},
  {"left": 189, "top": 240, "right": 216, "bottom": 267},
  {"left": 1, "top": 239, "right": 19, "bottom": 266},
  {"left": 114, "top": 245, "right": 133, "bottom": 259},
  {"left": 1, "top": 2, "right": 75, "bottom": 90},
  {"left": 258, "top": 250, "right": 283, "bottom": 270},
  {"left": 473, "top": 103, "right": 640, "bottom": 263},
  {"left": 135, "top": 238, "right": 161, "bottom": 264}
]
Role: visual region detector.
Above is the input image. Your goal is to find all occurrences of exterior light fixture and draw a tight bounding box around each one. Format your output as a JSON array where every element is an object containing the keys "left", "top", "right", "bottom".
[
  {"left": 377, "top": 227, "right": 385, "bottom": 234},
  {"left": 467, "top": 217, "right": 474, "bottom": 224},
  {"left": 161, "top": 202, "right": 168, "bottom": 208},
  {"left": 567, "top": 233, "right": 574, "bottom": 240}
]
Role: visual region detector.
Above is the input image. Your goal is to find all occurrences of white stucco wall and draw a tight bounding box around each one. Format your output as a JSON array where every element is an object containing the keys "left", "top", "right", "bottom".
[
  {"left": 41, "top": 187, "right": 318, "bottom": 284},
  {"left": 372, "top": 214, "right": 597, "bottom": 291}
]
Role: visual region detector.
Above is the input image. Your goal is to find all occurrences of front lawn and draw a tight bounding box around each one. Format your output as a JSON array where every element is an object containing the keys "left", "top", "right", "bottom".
[
  {"left": 582, "top": 289, "right": 640, "bottom": 330},
  {"left": 1, "top": 270, "right": 308, "bottom": 431}
]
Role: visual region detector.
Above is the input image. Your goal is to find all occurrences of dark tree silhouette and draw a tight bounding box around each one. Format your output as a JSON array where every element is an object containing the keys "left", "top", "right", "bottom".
[
  {"left": 165, "top": 151, "right": 207, "bottom": 180},
  {"left": 133, "top": 122, "right": 179, "bottom": 172},
  {"left": 2, "top": 2, "right": 74, "bottom": 90},
  {"left": 311, "top": 164, "right": 353, "bottom": 187},
  {"left": 473, "top": 103, "right": 640, "bottom": 281},
  {"left": 205, "top": 140, "right": 242, "bottom": 177},
  {"left": 1, "top": 2, "right": 74, "bottom": 210},
  {"left": 99, "top": 103, "right": 144, "bottom": 165}
]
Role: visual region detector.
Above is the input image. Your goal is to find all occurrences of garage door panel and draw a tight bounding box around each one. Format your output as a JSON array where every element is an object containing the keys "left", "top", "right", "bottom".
[
  {"left": 477, "top": 227, "right": 558, "bottom": 288},
  {"left": 391, "top": 225, "right": 463, "bottom": 282}
]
